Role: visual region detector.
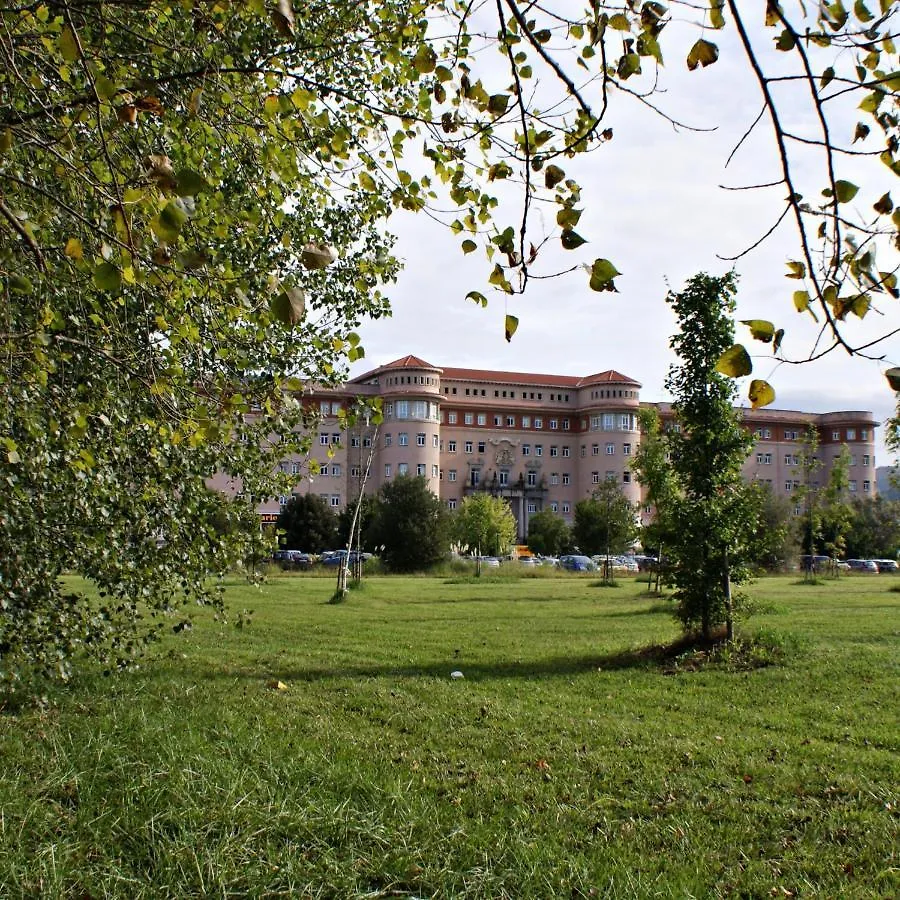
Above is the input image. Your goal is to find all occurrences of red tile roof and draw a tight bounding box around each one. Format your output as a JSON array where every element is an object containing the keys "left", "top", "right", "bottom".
[
  {"left": 439, "top": 366, "right": 641, "bottom": 388},
  {"left": 350, "top": 355, "right": 441, "bottom": 383}
]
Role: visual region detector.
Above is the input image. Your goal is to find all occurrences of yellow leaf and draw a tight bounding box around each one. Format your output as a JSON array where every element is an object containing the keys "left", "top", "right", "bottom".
[
  {"left": 64, "top": 237, "right": 83, "bottom": 260},
  {"left": 748, "top": 379, "right": 776, "bottom": 409}
]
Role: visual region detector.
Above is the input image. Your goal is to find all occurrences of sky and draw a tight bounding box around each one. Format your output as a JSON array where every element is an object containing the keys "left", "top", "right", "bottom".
[{"left": 347, "top": 6, "right": 899, "bottom": 464}]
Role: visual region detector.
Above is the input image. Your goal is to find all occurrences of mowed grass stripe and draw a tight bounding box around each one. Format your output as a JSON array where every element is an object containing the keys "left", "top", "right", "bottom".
[{"left": 1, "top": 574, "right": 897, "bottom": 897}]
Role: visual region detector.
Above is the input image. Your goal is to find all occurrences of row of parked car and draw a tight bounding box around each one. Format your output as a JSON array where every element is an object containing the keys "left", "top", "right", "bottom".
[
  {"left": 799, "top": 555, "right": 898, "bottom": 574},
  {"left": 272, "top": 549, "right": 374, "bottom": 570}
]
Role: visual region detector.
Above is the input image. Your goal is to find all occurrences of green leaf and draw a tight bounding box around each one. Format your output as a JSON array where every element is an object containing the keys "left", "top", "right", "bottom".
[
  {"left": 834, "top": 180, "right": 859, "bottom": 203},
  {"left": 748, "top": 379, "right": 776, "bottom": 409},
  {"left": 854, "top": 0, "right": 874, "bottom": 21},
  {"left": 461, "top": 239, "right": 477, "bottom": 254},
  {"left": 588, "top": 258, "right": 620, "bottom": 292},
  {"left": 488, "top": 264, "right": 513, "bottom": 293},
  {"left": 8, "top": 274, "right": 33, "bottom": 295},
  {"left": 466, "top": 290, "right": 488, "bottom": 307},
  {"left": 785, "top": 260, "right": 806, "bottom": 279},
  {"left": 95, "top": 75, "right": 118, "bottom": 100},
  {"left": 886, "top": 367, "right": 900, "bottom": 392},
  {"left": 775, "top": 28, "right": 795, "bottom": 51},
  {"left": 715, "top": 344, "right": 752, "bottom": 378},
  {"left": 270, "top": 284, "right": 306, "bottom": 326},
  {"left": 412, "top": 44, "right": 436, "bottom": 74},
  {"left": 741, "top": 319, "right": 775, "bottom": 342},
  {"left": 873, "top": 192, "right": 893, "bottom": 214},
  {"left": 687, "top": 39, "right": 719, "bottom": 71},
  {"left": 609, "top": 13, "right": 630, "bottom": 30},
  {"left": 556, "top": 207, "right": 582, "bottom": 231},
  {"left": 820, "top": 67, "right": 835, "bottom": 88},
  {"left": 505, "top": 314, "right": 519, "bottom": 343},
  {"left": 93, "top": 262, "right": 122, "bottom": 292},
  {"left": 561, "top": 230, "right": 587, "bottom": 250},
  {"left": 617, "top": 53, "right": 641, "bottom": 79},
  {"left": 488, "top": 94, "right": 510, "bottom": 115},
  {"left": 773, "top": 328, "right": 784, "bottom": 353},
  {"left": 59, "top": 26, "right": 79, "bottom": 62},
  {"left": 544, "top": 165, "right": 565, "bottom": 188},
  {"left": 152, "top": 200, "right": 189, "bottom": 241},
  {"left": 175, "top": 170, "right": 209, "bottom": 197}
]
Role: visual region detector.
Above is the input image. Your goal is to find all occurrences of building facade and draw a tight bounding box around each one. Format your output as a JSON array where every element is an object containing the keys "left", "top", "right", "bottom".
[{"left": 225, "top": 355, "right": 880, "bottom": 541}]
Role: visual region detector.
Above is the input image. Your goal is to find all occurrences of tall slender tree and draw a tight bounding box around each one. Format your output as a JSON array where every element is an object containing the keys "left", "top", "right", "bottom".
[{"left": 664, "top": 272, "right": 756, "bottom": 641}]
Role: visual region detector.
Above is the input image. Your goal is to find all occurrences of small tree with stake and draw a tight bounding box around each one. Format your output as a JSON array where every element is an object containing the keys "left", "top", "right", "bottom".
[{"left": 665, "top": 272, "right": 757, "bottom": 643}]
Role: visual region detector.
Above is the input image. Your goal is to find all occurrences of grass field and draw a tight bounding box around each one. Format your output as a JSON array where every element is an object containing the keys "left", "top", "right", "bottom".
[{"left": 1, "top": 572, "right": 897, "bottom": 898}]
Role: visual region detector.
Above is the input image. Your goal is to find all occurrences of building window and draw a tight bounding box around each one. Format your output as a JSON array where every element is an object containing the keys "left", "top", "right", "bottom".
[
  {"left": 590, "top": 415, "right": 602, "bottom": 431},
  {"left": 448, "top": 469, "right": 457, "bottom": 482},
  {"left": 330, "top": 495, "right": 341, "bottom": 507},
  {"left": 535, "top": 444, "right": 543, "bottom": 457},
  {"left": 520, "top": 416, "right": 529, "bottom": 428},
  {"left": 528, "top": 502, "right": 538, "bottom": 514},
  {"left": 417, "top": 463, "right": 426, "bottom": 476},
  {"left": 562, "top": 472, "right": 570, "bottom": 485},
  {"left": 550, "top": 501, "right": 558, "bottom": 513},
  {"left": 351, "top": 465, "right": 362, "bottom": 477},
  {"left": 478, "top": 441, "right": 486, "bottom": 453},
  {"left": 623, "top": 443, "right": 631, "bottom": 456},
  {"left": 527, "top": 471, "right": 537, "bottom": 486},
  {"left": 785, "top": 481, "right": 792, "bottom": 492},
  {"left": 849, "top": 480, "right": 857, "bottom": 492},
  {"left": 785, "top": 430, "right": 798, "bottom": 440},
  {"left": 522, "top": 444, "right": 530, "bottom": 455},
  {"left": 396, "top": 400, "right": 409, "bottom": 419},
  {"left": 477, "top": 414, "right": 486, "bottom": 426},
  {"left": 592, "top": 444, "right": 600, "bottom": 456},
  {"left": 562, "top": 418, "right": 570, "bottom": 430},
  {"left": 465, "top": 441, "right": 473, "bottom": 453},
  {"left": 550, "top": 473, "right": 559, "bottom": 485},
  {"left": 606, "top": 471, "right": 615, "bottom": 481},
  {"left": 550, "top": 446, "right": 559, "bottom": 457},
  {"left": 862, "top": 454, "right": 870, "bottom": 466},
  {"left": 603, "top": 413, "right": 614, "bottom": 430},
  {"left": 493, "top": 415, "right": 502, "bottom": 426},
  {"left": 351, "top": 436, "right": 360, "bottom": 448},
  {"left": 471, "top": 468, "right": 480, "bottom": 486},
  {"left": 534, "top": 417, "right": 543, "bottom": 429},
  {"left": 363, "top": 437, "right": 372, "bottom": 448},
  {"left": 847, "top": 428, "right": 856, "bottom": 440},
  {"left": 507, "top": 416, "right": 515, "bottom": 427},
  {"left": 763, "top": 428, "right": 771, "bottom": 438},
  {"left": 581, "top": 445, "right": 586, "bottom": 457},
  {"left": 291, "top": 462, "right": 300, "bottom": 475},
  {"left": 448, "top": 439, "right": 457, "bottom": 452},
  {"left": 464, "top": 413, "right": 473, "bottom": 425},
  {"left": 499, "top": 469, "right": 509, "bottom": 486},
  {"left": 562, "top": 446, "right": 570, "bottom": 457},
  {"left": 606, "top": 442, "right": 615, "bottom": 455},
  {"left": 398, "top": 463, "right": 408, "bottom": 475},
  {"left": 448, "top": 412, "right": 457, "bottom": 424},
  {"left": 448, "top": 499, "right": 457, "bottom": 510},
  {"left": 562, "top": 502, "right": 570, "bottom": 514},
  {"left": 431, "top": 464, "right": 438, "bottom": 477},
  {"left": 592, "top": 471, "right": 600, "bottom": 484},
  {"left": 331, "top": 464, "right": 341, "bottom": 477},
  {"left": 399, "top": 432, "right": 409, "bottom": 446},
  {"left": 623, "top": 471, "right": 631, "bottom": 484},
  {"left": 861, "top": 428, "right": 869, "bottom": 440},
  {"left": 832, "top": 430, "right": 840, "bottom": 440},
  {"left": 863, "top": 480, "right": 870, "bottom": 492},
  {"left": 384, "top": 464, "right": 392, "bottom": 477},
  {"left": 550, "top": 418, "right": 558, "bottom": 430},
  {"left": 417, "top": 433, "right": 426, "bottom": 447},
  {"left": 432, "top": 434, "right": 439, "bottom": 448},
  {"left": 319, "top": 433, "right": 329, "bottom": 446}
]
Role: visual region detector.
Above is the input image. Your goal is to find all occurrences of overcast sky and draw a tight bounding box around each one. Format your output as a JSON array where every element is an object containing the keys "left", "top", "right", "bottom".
[{"left": 347, "top": 8, "right": 898, "bottom": 463}]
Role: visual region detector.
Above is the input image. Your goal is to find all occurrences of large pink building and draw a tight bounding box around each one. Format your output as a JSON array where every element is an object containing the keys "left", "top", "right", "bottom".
[{"left": 217, "top": 355, "right": 879, "bottom": 540}]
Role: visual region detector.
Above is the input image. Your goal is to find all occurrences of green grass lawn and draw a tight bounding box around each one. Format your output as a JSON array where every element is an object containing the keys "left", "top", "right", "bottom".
[{"left": 1, "top": 573, "right": 897, "bottom": 898}]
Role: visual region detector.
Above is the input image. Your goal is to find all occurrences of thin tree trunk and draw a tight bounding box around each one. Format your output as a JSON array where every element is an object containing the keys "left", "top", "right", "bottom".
[{"left": 724, "top": 550, "right": 733, "bottom": 642}]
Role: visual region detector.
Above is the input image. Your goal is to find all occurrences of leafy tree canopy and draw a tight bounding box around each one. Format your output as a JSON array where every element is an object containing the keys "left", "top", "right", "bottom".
[
  {"left": 368, "top": 476, "right": 450, "bottom": 572},
  {"left": 452, "top": 493, "right": 517, "bottom": 558},
  {"left": 276, "top": 495, "right": 338, "bottom": 553},
  {"left": 572, "top": 481, "right": 638, "bottom": 557},
  {"left": 526, "top": 509, "right": 571, "bottom": 558}
]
